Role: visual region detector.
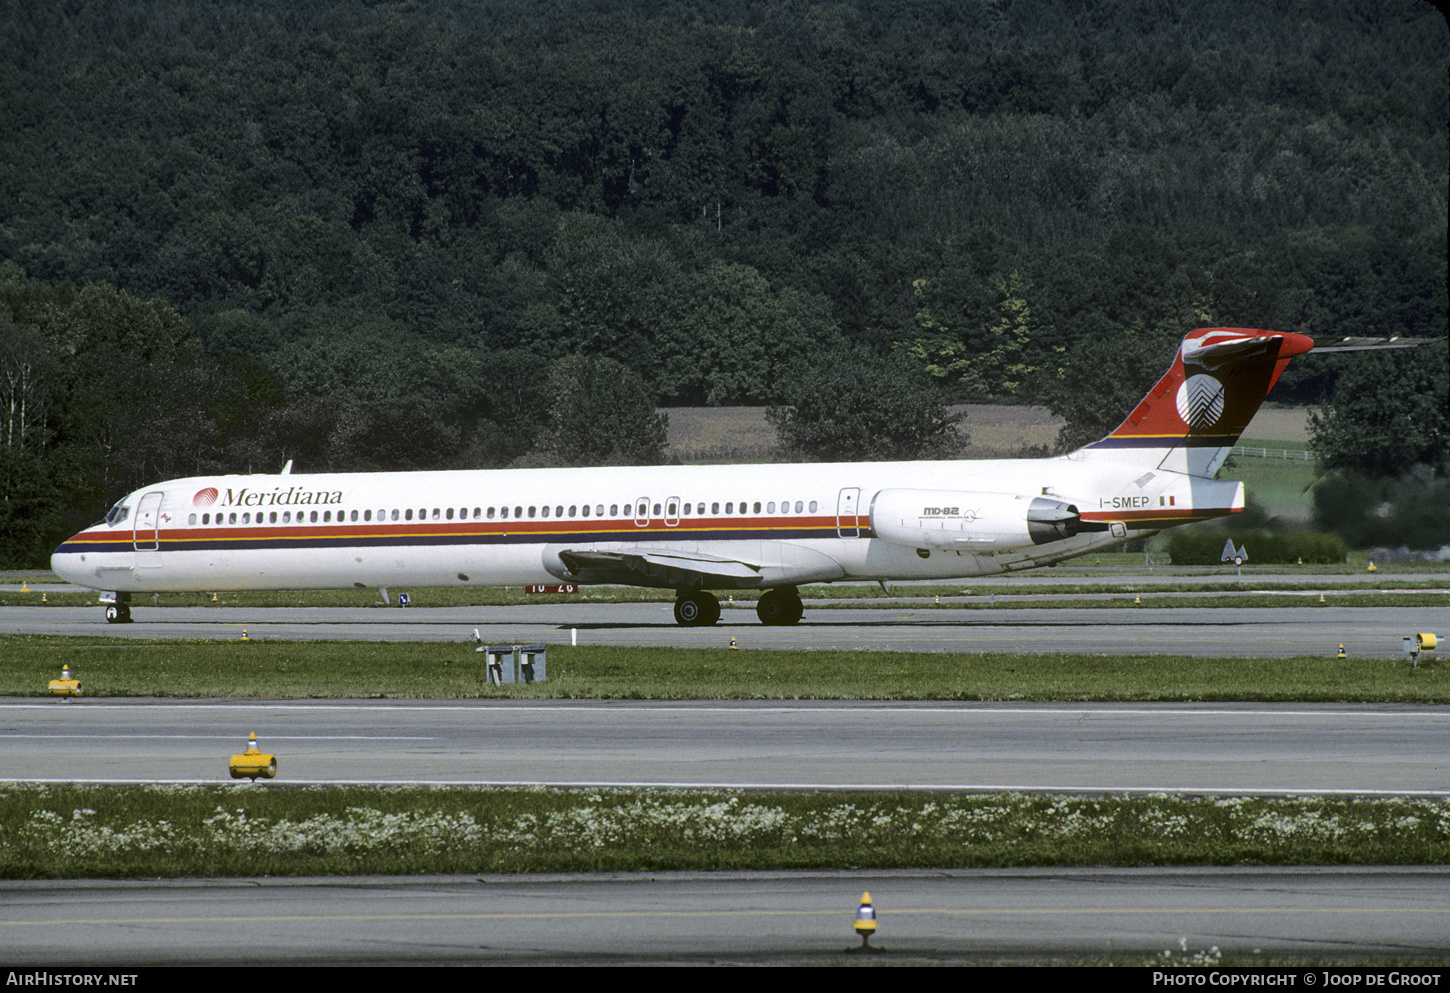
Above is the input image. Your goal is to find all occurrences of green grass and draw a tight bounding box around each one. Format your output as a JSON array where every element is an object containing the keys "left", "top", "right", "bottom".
[
  {"left": 1221, "top": 451, "right": 1320, "bottom": 521},
  {"left": 4, "top": 638, "right": 1444, "bottom": 702},
  {"left": 4, "top": 785, "right": 1445, "bottom": 880}
]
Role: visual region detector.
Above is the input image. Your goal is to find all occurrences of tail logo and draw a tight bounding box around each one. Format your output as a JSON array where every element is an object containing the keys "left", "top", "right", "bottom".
[{"left": 1175, "top": 374, "right": 1225, "bottom": 429}]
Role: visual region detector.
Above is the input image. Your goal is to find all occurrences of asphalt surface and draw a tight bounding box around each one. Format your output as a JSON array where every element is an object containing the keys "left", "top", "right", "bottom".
[
  {"left": 3, "top": 699, "right": 1447, "bottom": 794},
  {"left": 2, "top": 599, "right": 1446, "bottom": 658},
  {"left": 4, "top": 867, "right": 1448, "bottom": 965},
  {"left": 3, "top": 577, "right": 1446, "bottom": 965}
]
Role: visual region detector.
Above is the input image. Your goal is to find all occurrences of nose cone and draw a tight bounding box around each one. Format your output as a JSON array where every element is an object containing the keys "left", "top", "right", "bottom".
[{"left": 51, "top": 532, "right": 95, "bottom": 588}]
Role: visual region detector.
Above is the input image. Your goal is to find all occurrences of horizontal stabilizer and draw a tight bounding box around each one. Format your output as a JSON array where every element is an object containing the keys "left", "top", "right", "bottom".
[{"left": 1305, "top": 334, "right": 1445, "bottom": 352}]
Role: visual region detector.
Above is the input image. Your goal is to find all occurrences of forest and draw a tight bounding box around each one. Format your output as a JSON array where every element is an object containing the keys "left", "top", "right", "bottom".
[{"left": 1, "top": 0, "right": 1446, "bottom": 565}]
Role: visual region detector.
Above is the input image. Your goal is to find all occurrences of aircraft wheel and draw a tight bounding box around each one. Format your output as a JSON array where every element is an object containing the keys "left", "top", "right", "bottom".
[
  {"left": 781, "top": 594, "right": 803, "bottom": 625},
  {"left": 757, "top": 589, "right": 803, "bottom": 626},
  {"left": 674, "top": 592, "right": 721, "bottom": 627},
  {"left": 699, "top": 594, "right": 721, "bottom": 626},
  {"left": 104, "top": 604, "right": 131, "bottom": 624},
  {"left": 673, "top": 597, "right": 699, "bottom": 626}
]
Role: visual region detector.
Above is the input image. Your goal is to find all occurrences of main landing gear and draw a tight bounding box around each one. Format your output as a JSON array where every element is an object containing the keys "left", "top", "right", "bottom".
[
  {"left": 755, "top": 587, "right": 803, "bottom": 626},
  {"left": 673, "top": 591, "right": 721, "bottom": 627},
  {"left": 671, "top": 587, "right": 805, "bottom": 627}
]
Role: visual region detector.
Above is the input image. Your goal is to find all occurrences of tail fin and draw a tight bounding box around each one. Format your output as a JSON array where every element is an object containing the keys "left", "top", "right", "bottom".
[{"left": 1077, "top": 328, "right": 1315, "bottom": 477}]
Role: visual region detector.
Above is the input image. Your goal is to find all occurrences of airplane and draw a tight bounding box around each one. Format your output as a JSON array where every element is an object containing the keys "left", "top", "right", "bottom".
[{"left": 46, "top": 327, "right": 1383, "bottom": 626}]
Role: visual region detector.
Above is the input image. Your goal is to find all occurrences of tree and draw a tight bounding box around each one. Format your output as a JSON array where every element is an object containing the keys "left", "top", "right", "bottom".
[
  {"left": 538, "top": 355, "right": 668, "bottom": 466},
  {"left": 903, "top": 268, "right": 1039, "bottom": 399},
  {"left": 1312, "top": 466, "right": 1450, "bottom": 551},
  {"left": 1033, "top": 323, "right": 1179, "bottom": 453},
  {"left": 767, "top": 347, "right": 961, "bottom": 462},
  {"left": 654, "top": 261, "right": 844, "bottom": 405},
  {"left": 1308, "top": 348, "right": 1449, "bottom": 477}
]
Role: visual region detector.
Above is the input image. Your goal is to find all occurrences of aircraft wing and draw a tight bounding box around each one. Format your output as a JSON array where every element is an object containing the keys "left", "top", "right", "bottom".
[{"left": 556, "top": 547, "right": 763, "bottom": 588}]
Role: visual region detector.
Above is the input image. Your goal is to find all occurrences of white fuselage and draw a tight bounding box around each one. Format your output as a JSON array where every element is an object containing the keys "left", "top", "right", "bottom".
[{"left": 50, "top": 453, "right": 1241, "bottom": 596}]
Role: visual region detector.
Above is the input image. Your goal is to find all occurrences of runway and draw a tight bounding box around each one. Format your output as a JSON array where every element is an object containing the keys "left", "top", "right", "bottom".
[
  {"left": 2, "top": 600, "right": 1443, "bottom": 658},
  {"left": 4, "top": 585, "right": 1447, "bottom": 965},
  {"left": 4, "top": 867, "right": 1448, "bottom": 965},
  {"left": 3, "top": 699, "right": 1446, "bottom": 794}
]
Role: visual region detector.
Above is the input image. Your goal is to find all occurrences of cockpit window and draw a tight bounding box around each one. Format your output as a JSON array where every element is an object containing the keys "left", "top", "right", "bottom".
[{"left": 105, "top": 502, "right": 130, "bottom": 526}]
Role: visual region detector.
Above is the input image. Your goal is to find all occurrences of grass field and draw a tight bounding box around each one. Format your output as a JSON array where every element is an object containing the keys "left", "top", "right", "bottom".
[
  {"left": 5, "top": 638, "right": 1443, "bottom": 701},
  {"left": 5, "top": 785, "right": 1445, "bottom": 880}
]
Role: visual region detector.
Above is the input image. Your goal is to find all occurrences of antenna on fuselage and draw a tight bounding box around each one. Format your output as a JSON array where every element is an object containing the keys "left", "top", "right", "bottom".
[{"left": 280, "top": 460, "right": 293, "bottom": 475}]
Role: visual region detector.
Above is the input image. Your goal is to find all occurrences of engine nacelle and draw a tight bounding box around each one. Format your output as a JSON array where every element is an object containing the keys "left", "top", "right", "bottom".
[{"left": 868, "top": 489, "right": 1091, "bottom": 550}]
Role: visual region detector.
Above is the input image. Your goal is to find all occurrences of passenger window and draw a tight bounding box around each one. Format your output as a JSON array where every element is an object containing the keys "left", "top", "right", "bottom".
[
  {"left": 767, "top": 502, "right": 775, "bottom": 513},
  {"left": 596, "top": 505, "right": 604, "bottom": 517},
  {"left": 405, "top": 509, "right": 413, "bottom": 521},
  {"left": 712, "top": 503, "right": 719, "bottom": 515},
  {"left": 725, "top": 502, "right": 733, "bottom": 514},
  {"left": 753, "top": 502, "right": 761, "bottom": 513},
  {"left": 229, "top": 513, "right": 237, "bottom": 524},
  {"left": 542, "top": 506, "right": 550, "bottom": 518},
  {"left": 556, "top": 505, "right": 564, "bottom": 517},
  {"left": 809, "top": 500, "right": 818, "bottom": 512},
  {"left": 446, "top": 508, "right": 454, "bottom": 520},
  {"left": 528, "top": 507, "right": 536, "bottom": 518},
  {"left": 610, "top": 504, "right": 618, "bottom": 516},
  {"left": 432, "top": 508, "right": 440, "bottom": 520},
  {"left": 581, "top": 505, "right": 589, "bottom": 517},
  {"left": 515, "top": 506, "right": 522, "bottom": 518}
]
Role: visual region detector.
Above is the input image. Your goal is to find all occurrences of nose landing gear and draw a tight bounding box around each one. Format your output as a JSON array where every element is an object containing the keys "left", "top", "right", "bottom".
[{"left": 103, "top": 593, "right": 132, "bottom": 624}]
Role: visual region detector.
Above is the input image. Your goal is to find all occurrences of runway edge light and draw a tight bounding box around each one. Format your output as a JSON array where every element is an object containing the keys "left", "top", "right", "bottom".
[
  {"left": 229, "top": 731, "right": 277, "bottom": 781},
  {"left": 852, "top": 891, "right": 879, "bottom": 952},
  {"left": 48, "top": 665, "right": 82, "bottom": 698}
]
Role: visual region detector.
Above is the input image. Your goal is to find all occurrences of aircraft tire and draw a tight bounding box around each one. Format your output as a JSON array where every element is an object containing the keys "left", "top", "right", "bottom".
[
  {"left": 104, "top": 604, "right": 131, "bottom": 624},
  {"left": 673, "top": 597, "right": 700, "bottom": 626},
  {"left": 700, "top": 594, "right": 721, "bottom": 626},
  {"left": 756, "top": 590, "right": 803, "bottom": 626},
  {"left": 674, "top": 593, "right": 719, "bottom": 627},
  {"left": 781, "top": 594, "right": 804, "bottom": 625}
]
